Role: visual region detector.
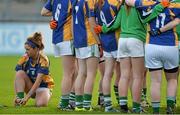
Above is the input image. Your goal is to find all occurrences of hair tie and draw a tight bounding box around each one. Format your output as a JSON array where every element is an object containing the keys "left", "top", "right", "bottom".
[{"left": 25, "top": 40, "right": 38, "bottom": 48}]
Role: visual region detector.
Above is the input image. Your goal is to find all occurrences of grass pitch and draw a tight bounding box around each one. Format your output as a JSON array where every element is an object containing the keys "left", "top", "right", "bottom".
[{"left": 0, "top": 55, "right": 180, "bottom": 114}]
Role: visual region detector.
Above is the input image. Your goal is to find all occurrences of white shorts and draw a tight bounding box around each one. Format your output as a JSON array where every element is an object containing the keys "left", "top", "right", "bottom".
[
  {"left": 116, "top": 58, "right": 121, "bottom": 62},
  {"left": 145, "top": 44, "right": 179, "bottom": 70},
  {"left": 53, "top": 40, "right": 75, "bottom": 57},
  {"left": 117, "top": 38, "right": 144, "bottom": 58},
  {"left": 36, "top": 87, "right": 50, "bottom": 93},
  {"left": 75, "top": 44, "right": 100, "bottom": 59},
  {"left": 34, "top": 88, "right": 52, "bottom": 98},
  {"left": 103, "top": 50, "right": 117, "bottom": 58}
]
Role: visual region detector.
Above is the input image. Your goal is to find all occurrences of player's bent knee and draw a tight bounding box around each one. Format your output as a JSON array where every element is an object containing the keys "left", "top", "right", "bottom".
[
  {"left": 16, "top": 71, "right": 26, "bottom": 77},
  {"left": 36, "top": 102, "right": 48, "bottom": 107}
]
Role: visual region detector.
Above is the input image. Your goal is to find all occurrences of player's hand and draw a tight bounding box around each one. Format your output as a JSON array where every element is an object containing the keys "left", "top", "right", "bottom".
[
  {"left": 94, "top": 25, "right": 102, "bottom": 34},
  {"left": 98, "top": 44, "right": 103, "bottom": 58},
  {"left": 161, "top": 0, "right": 170, "bottom": 8},
  {"left": 49, "top": 19, "right": 57, "bottom": 30},
  {"left": 149, "top": 28, "right": 161, "bottom": 36},
  {"left": 19, "top": 97, "right": 28, "bottom": 106},
  {"left": 14, "top": 97, "right": 22, "bottom": 107}
]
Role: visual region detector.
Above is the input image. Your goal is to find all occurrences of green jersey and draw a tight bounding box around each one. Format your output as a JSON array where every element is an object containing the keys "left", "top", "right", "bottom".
[{"left": 102, "top": 5, "right": 146, "bottom": 43}]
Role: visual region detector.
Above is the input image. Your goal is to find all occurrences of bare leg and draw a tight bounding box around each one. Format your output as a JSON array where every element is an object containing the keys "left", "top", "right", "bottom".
[
  {"left": 83, "top": 57, "right": 98, "bottom": 110},
  {"left": 14, "top": 70, "right": 33, "bottom": 94},
  {"left": 114, "top": 61, "right": 120, "bottom": 104},
  {"left": 61, "top": 56, "right": 75, "bottom": 95},
  {"left": 118, "top": 58, "right": 131, "bottom": 112},
  {"left": 150, "top": 70, "right": 162, "bottom": 113},
  {"left": 98, "top": 61, "right": 105, "bottom": 106},
  {"left": 102, "top": 57, "right": 115, "bottom": 95},
  {"left": 74, "top": 59, "right": 86, "bottom": 109},
  {"left": 35, "top": 88, "right": 51, "bottom": 107},
  {"left": 131, "top": 57, "right": 144, "bottom": 103}
]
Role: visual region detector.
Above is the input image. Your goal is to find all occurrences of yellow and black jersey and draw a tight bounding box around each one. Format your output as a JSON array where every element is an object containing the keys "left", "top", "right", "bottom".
[{"left": 15, "top": 53, "right": 54, "bottom": 89}]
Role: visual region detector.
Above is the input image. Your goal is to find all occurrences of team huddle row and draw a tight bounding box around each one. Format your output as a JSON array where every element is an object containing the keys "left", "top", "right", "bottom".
[{"left": 14, "top": 0, "right": 180, "bottom": 114}]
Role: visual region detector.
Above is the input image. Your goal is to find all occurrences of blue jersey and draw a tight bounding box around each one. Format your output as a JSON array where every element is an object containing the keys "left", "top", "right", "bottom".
[
  {"left": 135, "top": 0, "right": 180, "bottom": 46},
  {"left": 72, "top": 0, "right": 98, "bottom": 48},
  {"left": 44, "top": 0, "right": 72, "bottom": 44},
  {"left": 15, "top": 54, "right": 54, "bottom": 89},
  {"left": 91, "top": 0, "right": 121, "bottom": 52}
]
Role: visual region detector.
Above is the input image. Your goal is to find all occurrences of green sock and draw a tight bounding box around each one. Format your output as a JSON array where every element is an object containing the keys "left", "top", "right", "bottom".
[
  {"left": 17, "top": 92, "right": 24, "bottom": 98},
  {"left": 69, "top": 92, "right": 75, "bottom": 103},
  {"left": 114, "top": 85, "right": 119, "bottom": 104},
  {"left": 119, "top": 96, "right": 128, "bottom": 106},
  {"left": 133, "top": 102, "right": 141, "bottom": 113},
  {"left": 104, "top": 94, "right": 112, "bottom": 111},
  {"left": 59, "top": 95, "right": 69, "bottom": 108},
  {"left": 83, "top": 94, "right": 92, "bottom": 110},
  {"left": 167, "top": 96, "right": 175, "bottom": 108},
  {"left": 152, "top": 102, "right": 160, "bottom": 113},
  {"left": 75, "top": 95, "right": 83, "bottom": 109}
]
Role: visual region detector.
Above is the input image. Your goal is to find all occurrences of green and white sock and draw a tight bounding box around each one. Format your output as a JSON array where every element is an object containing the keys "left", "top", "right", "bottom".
[
  {"left": 17, "top": 92, "right": 24, "bottom": 99},
  {"left": 83, "top": 94, "right": 92, "bottom": 110},
  {"left": 104, "top": 94, "right": 113, "bottom": 111},
  {"left": 133, "top": 102, "right": 141, "bottom": 113},
  {"left": 119, "top": 97, "right": 128, "bottom": 111},
  {"left": 114, "top": 85, "right": 119, "bottom": 104},
  {"left": 152, "top": 101, "right": 160, "bottom": 113},
  {"left": 69, "top": 92, "right": 75, "bottom": 105},
  {"left": 119, "top": 96, "right": 127, "bottom": 106},
  {"left": 75, "top": 95, "right": 83, "bottom": 109},
  {"left": 167, "top": 96, "right": 176, "bottom": 108},
  {"left": 59, "top": 94, "right": 69, "bottom": 108}
]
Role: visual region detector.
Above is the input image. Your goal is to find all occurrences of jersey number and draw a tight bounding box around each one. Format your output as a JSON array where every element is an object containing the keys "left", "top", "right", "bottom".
[
  {"left": 100, "top": 10, "right": 116, "bottom": 27},
  {"left": 100, "top": 11, "right": 107, "bottom": 25},
  {"left": 156, "top": 13, "right": 166, "bottom": 28},
  {"left": 55, "top": 3, "right": 61, "bottom": 21},
  {"left": 75, "top": 6, "right": 79, "bottom": 24}
]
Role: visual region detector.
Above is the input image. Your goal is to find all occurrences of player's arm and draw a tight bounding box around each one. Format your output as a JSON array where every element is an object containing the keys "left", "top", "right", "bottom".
[
  {"left": 142, "top": 0, "right": 170, "bottom": 23},
  {"left": 41, "top": 7, "right": 52, "bottom": 16},
  {"left": 160, "top": 18, "right": 180, "bottom": 32},
  {"left": 20, "top": 74, "right": 43, "bottom": 105},
  {"left": 41, "top": 0, "right": 52, "bottom": 16},
  {"left": 41, "top": 0, "right": 57, "bottom": 29},
  {"left": 88, "top": 0, "right": 101, "bottom": 44},
  {"left": 89, "top": 17, "right": 101, "bottom": 44},
  {"left": 101, "top": 8, "right": 122, "bottom": 33},
  {"left": 149, "top": 18, "right": 180, "bottom": 36},
  {"left": 126, "top": 0, "right": 156, "bottom": 7},
  {"left": 142, "top": 3, "right": 165, "bottom": 23},
  {"left": 94, "top": 8, "right": 122, "bottom": 34}
]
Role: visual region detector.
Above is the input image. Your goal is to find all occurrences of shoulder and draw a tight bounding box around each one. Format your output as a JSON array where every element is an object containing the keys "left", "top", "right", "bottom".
[
  {"left": 39, "top": 53, "right": 49, "bottom": 67},
  {"left": 135, "top": 0, "right": 157, "bottom": 8},
  {"left": 168, "top": 2, "right": 180, "bottom": 8},
  {"left": 17, "top": 54, "right": 29, "bottom": 65},
  {"left": 108, "top": 0, "right": 121, "bottom": 6},
  {"left": 87, "top": 0, "right": 97, "bottom": 9},
  {"left": 86, "top": 0, "right": 97, "bottom": 4}
]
